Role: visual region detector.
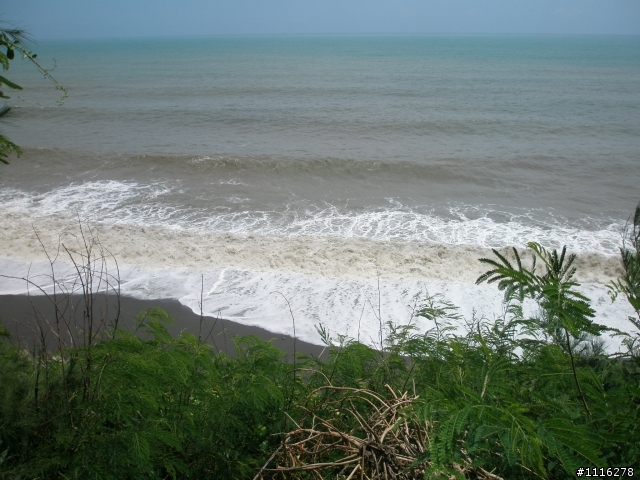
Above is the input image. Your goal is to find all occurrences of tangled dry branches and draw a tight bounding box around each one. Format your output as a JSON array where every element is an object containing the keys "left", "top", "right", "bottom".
[{"left": 256, "top": 384, "right": 427, "bottom": 479}]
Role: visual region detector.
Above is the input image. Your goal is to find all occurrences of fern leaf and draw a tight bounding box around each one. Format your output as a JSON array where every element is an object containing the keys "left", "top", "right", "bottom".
[{"left": 542, "top": 418, "right": 604, "bottom": 467}]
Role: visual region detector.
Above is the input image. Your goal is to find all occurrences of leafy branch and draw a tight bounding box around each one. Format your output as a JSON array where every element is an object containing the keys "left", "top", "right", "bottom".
[
  {"left": 0, "top": 24, "right": 66, "bottom": 164},
  {"left": 476, "top": 243, "right": 605, "bottom": 417}
]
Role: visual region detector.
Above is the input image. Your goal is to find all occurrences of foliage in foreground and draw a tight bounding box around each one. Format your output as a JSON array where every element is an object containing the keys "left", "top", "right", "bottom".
[
  {"left": 1, "top": 206, "right": 640, "bottom": 479},
  {"left": 0, "top": 308, "right": 289, "bottom": 479}
]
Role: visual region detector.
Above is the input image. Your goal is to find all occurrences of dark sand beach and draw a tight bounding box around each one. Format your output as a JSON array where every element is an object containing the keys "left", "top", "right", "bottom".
[{"left": 0, "top": 294, "right": 325, "bottom": 358}]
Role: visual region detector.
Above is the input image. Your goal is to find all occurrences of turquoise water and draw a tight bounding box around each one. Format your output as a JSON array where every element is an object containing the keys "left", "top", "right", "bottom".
[{"left": 2, "top": 34, "right": 640, "bottom": 251}]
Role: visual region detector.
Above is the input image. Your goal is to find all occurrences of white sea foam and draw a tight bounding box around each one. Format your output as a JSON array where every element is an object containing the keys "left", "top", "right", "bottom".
[
  {"left": 0, "top": 213, "right": 636, "bottom": 353},
  {"left": 0, "top": 181, "right": 626, "bottom": 255},
  {"left": 0, "top": 257, "right": 635, "bottom": 353}
]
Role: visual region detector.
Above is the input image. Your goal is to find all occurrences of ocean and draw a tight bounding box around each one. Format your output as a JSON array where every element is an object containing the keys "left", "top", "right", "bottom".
[{"left": 1, "top": 35, "right": 639, "bottom": 348}]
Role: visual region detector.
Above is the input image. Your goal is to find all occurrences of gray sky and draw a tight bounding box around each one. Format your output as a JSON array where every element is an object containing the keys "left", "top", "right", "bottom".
[{"left": 3, "top": 0, "right": 640, "bottom": 39}]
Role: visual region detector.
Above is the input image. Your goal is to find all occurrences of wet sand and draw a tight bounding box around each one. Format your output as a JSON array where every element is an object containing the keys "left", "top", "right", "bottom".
[{"left": 0, "top": 294, "right": 326, "bottom": 358}]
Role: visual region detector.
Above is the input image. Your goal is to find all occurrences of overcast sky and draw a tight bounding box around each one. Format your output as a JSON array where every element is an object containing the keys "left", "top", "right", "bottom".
[{"left": 3, "top": 0, "right": 640, "bottom": 39}]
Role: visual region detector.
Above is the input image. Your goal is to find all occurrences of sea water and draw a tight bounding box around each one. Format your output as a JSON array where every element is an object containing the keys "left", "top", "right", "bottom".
[{"left": 1, "top": 35, "right": 639, "bottom": 348}]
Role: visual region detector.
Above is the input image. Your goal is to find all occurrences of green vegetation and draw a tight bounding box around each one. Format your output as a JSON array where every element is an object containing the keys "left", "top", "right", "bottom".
[{"left": 1, "top": 207, "right": 639, "bottom": 479}]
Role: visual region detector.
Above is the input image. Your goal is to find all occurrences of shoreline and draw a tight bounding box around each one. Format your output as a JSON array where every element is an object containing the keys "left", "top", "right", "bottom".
[
  {"left": 0, "top": 216, "right": 634, "bottom": 353},
  {"left": 0, "top": 294, "right": 326, "bottom": 358}
]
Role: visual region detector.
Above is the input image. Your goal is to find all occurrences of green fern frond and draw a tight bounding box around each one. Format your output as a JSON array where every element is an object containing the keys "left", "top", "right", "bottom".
[{"left": 477, "top": 247, "right": 539, "bottom": 303}]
